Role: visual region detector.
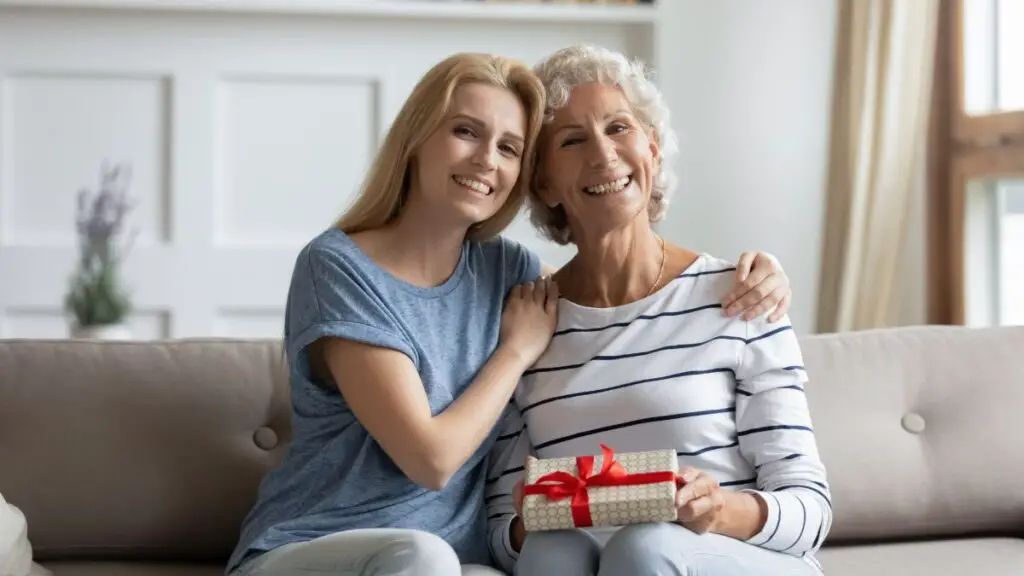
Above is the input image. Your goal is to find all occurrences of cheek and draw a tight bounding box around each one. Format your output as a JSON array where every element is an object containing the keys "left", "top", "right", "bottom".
[{"left": 499, "top": 159, "right": 522, "bottom": 190}]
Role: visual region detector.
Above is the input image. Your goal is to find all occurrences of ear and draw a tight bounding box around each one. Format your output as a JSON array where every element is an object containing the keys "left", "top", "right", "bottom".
[{"left": 647, "top": 127, "right": 661, "bottom": 165}]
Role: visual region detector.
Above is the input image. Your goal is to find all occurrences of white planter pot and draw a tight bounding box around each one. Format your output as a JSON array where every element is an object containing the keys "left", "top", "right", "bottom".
[{"left": 70, "top": 323, "right": 132, "bottom": 340}]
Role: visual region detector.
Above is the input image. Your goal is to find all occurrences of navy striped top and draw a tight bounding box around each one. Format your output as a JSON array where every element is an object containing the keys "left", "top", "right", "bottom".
[{"left": 485, "top": 253, "right": 832, "bottom": 573}]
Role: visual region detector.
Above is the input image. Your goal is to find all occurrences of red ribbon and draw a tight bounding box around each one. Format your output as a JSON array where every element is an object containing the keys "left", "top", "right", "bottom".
[{"left": 523, "top": 444, "right": 676, "bottom": 528}]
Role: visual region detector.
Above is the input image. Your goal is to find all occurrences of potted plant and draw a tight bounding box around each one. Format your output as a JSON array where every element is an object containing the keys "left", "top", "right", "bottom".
[{"left": 64, "top": 162, "right": 137, "bottom": 340}]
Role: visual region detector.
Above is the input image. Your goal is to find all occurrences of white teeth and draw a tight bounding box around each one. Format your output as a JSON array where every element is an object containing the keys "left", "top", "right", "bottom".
[
  {"left": 453, "top": 176, "right": 491, "bottom": 195},
  {"left": 584, "top": 176, "right": 631, "bottom": 195}
]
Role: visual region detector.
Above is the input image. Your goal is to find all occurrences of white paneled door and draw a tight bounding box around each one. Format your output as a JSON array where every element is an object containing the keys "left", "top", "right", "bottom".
[{"left": 0, "top": 5, "right": 647, "bottom": 339}]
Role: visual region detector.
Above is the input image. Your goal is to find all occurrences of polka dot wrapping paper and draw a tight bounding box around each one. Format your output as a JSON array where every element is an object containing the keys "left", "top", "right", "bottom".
[{"left": 521, "top": 444, "right": 679, "bottom": 532}]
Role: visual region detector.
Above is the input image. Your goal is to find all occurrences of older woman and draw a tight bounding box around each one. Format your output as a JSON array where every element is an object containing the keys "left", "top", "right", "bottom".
[{"left": 485, "top": 45, "right": 832, "bottom": 576}]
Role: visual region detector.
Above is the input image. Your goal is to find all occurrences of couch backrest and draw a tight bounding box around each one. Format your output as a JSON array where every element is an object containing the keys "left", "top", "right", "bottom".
[
  {"left": 1, "top": 326, "right": 1022, "bottom": 561},
  {"left": 799, "top": 325, "right": 1024, "bottom": 543},
  {"left": 0, "top": 339, "right": 292, "bottom": 562}
]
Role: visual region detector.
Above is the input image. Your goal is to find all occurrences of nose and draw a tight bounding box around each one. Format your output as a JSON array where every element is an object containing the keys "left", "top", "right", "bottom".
[
  {"left": 586, "top": 134, "right": 617, "bottom": 169},
  {"left": 472, "top": 142, "right": 498, "bottom": 171}
]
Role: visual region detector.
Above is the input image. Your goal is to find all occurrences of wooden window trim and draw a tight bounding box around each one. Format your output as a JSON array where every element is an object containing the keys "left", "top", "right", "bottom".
[{"left": 929, "top": 0, "right": 1024, "bottom": 325}]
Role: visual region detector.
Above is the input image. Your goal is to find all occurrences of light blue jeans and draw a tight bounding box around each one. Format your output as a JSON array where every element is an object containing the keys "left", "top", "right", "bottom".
[
  {"left": 515, "top": 523, "right": 824, "bottom": 576},
  {"left": 231, "top": 529, "right": 502, "bottom": 576}
]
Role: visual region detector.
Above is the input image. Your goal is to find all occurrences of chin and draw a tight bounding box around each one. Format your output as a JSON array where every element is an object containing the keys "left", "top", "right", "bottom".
[{"left": 451, "top": 204, "right": 499, "bottom": 230}]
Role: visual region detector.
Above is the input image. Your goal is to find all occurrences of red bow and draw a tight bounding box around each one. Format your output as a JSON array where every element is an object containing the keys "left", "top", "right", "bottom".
[{"left": 523, "top": 444, "right": 676, "bottom": 527}]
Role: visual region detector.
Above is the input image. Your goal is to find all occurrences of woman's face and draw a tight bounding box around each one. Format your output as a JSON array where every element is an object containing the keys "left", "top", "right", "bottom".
[
  {"left": 409, "top": 81, "right": 527, "bottom": 229},
  {"left": 536, "top": 82, "right": 660, "bottom": 240}
]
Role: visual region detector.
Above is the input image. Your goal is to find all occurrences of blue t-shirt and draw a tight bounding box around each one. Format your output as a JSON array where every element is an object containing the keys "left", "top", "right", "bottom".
[{"left": 226, "top": 227, "right": 541, "bottom": 573}]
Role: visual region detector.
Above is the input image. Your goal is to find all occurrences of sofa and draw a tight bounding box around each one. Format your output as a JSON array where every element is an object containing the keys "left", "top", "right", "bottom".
[{"left": 1, "top": 324, "right": 1022, "bottom": 575}]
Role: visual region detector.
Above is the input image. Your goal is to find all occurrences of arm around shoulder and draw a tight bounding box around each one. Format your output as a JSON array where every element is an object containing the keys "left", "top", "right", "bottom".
[
  {"left": 293, "top": 240, "right": 558, "bottom": 492},
  {"left": 319, "top": 336, "right": 533, "bottom": 491}
]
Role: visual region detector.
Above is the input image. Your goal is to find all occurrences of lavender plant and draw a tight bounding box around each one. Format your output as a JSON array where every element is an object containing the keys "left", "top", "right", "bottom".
[{"left": 64, "top": 162, "right": 137, "bottom": 328}]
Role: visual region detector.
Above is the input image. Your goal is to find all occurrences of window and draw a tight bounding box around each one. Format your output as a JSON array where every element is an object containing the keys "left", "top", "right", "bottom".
[{"left": 930, "top": 0, "right": 1024, "bottom": 326}]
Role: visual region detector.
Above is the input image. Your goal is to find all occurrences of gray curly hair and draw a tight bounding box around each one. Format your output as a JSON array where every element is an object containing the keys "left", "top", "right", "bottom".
[{"left": 527, "top": 44, "right": 679, "bottom": 245}]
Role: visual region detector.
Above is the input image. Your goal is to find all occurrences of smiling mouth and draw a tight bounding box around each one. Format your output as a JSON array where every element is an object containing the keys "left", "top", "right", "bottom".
[
  {"left": 583, "top": 175, "right": 632, "bottom": 196},
  {"left": 453, "top": 175, "right": 493, "bottom": 196}
]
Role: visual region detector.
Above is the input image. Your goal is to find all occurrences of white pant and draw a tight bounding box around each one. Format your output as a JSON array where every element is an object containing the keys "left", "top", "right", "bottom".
[
  {"left": 515, "top": 523, "right": 824, "bottom": 576},
  {"left": 232, "top": 529, "right": 502, "bottom": 576}
]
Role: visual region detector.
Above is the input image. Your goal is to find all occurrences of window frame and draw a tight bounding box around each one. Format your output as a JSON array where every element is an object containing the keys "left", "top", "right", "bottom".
[{"left": 929, "top": 0, "right": 1024, "bottom": 324}]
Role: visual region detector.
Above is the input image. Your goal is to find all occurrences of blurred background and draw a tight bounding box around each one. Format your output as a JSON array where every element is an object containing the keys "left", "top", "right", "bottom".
[{"left": 0, "top": 0, "right": 1018, "bottom": 340}]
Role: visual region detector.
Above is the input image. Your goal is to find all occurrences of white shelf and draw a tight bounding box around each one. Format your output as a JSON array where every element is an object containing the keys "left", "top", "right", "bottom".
[{"left": 0, "top": 0, "right": 659, "bottom": 24}]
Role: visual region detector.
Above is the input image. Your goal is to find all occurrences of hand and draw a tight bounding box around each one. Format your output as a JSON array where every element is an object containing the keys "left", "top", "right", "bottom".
[
  {"left": 510, "top": 478, "right": 527, "bottom": 551},
  {"left": 674, "top": 467, "right": 727, "bottom": 534},
  {"left": 500, "top": 278, "right": 559, "bottom": 366},
  {"left": 722, "top": 252, "right": 791, "bottom": 322},
  {"left": 513, "top": 477, "right": 525, "bottom": 518}
]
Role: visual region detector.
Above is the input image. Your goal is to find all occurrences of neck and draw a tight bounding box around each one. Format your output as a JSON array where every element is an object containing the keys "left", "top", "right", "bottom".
[
  {"left": 564, "top": 222, "right": 664, "bottom": 308},
  {"left": 361, "top": 198, "right": 469, "bottom": 288}
]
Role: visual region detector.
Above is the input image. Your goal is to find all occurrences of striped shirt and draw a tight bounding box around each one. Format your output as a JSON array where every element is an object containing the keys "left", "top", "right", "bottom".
[{"left": 485, "top": 253, "right": 832, "bottom": 573}]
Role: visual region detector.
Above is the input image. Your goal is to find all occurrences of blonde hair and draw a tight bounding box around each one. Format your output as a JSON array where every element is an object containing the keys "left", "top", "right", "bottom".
[
  {"left": 336, "top": 53, "right": 546, "bottom": 241},
  {"left": 529, "top": 45, "right": 680, "bottom": 245}
]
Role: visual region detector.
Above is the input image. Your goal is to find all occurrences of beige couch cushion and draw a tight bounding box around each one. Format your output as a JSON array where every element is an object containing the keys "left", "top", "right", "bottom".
[
  {"left": 0, "top": 339, "right": 291, "bottom": 561},
  {"left": 817, "top": 538, "right": 1024, "bottom": 576},
  {"left": 801, "top": 326, "right": 1024, "bottom": 543}
]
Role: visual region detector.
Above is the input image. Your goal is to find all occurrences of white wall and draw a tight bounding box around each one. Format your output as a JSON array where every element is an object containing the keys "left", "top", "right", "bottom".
[
  {"left": 0, "top": 0, "right": 846, "bottom": 338},
  {"left": 654, "top": 1, "right": 838, "bottom": 334},
  {"left": 0, "top": 1, "right": 650, "bottom": 339}
]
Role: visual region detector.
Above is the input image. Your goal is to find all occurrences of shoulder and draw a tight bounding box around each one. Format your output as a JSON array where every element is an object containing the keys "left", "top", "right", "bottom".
[
  {"left": 669, "top": 252, "right": 737, "bottom": 298},
  {"left": 300, "top": 228, "right": 365, "bottom": 276},
  {"left": 289, "top": 228, "right": 383, "bottom": 297},
  {"left": 474, "top": 234, "right": 534, "bottom": 263},
  {"left": 284, "top": 229, "right": 416, "bottom": 362},
  {"left": 286, "top": 228, "right": 388, "bottom": 318}
]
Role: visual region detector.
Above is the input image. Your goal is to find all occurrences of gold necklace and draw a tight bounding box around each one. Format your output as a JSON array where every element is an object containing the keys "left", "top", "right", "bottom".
[{"left": 645, "top": 235, "right": 666, "bottom": 298}]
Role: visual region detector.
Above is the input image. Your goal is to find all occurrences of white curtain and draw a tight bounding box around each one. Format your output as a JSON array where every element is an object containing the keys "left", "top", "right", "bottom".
[{"left": 817, "top": 0, "right": 940, "bottom": 333}]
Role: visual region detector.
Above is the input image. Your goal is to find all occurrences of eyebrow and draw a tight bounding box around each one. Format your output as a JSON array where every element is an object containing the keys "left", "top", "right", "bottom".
[
  {"left": 553, "top": 109, "right": 633, "bottom": 134},
  {"left": 452, "top": 113, "right": 525, "bottom": 143}
]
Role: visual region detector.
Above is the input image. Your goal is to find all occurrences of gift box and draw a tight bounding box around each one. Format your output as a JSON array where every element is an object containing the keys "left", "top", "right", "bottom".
[{"left": 521, "top": 444, "right": 679, "bottom": 531}]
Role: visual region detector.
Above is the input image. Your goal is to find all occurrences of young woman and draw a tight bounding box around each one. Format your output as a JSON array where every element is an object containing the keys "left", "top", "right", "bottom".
[{"left": 226, "top": 51, "right": 792, "bottom": 576}]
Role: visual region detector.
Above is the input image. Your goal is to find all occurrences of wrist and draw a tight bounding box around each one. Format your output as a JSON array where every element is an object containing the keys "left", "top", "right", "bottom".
[
  {"left": 497, "top": 343, "right": 533, "bottom": 372},
  {"left": 718, "top": 491, "right": 767, "bottom": 540}
]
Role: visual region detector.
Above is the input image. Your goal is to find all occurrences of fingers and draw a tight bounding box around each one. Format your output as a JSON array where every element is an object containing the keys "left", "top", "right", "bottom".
[
  {"left": 677, "top": 495, "right": 714, "bottom": 522},
  {"left": 675, "top": 469, "right": 724, "bottom": 530},
  {"left": 734, "top": 251, "right": 756, "bottom": 283},
  {"left": 725, "top": 272, "right": 782, "bottom": 319},
  {"left": 545, "top": 277, "right": 560, "bottom": 314},
  {"left": 723, "top": 256, "right": 766, "bottom": 311},
  {"left": 676, "top": 467, "right": 714, "bottom": 512},
  {"left": 767, "top": 290, "right": 791, "bottom": 323},
  {"left": 676, "top": 472, "right": 712, "bottom": 505},
  {"left": 532, "top": 278, "right": 544, "bottom": 304},
  {"left": 742, "top": 283, "right": 787, "bottom": 321},
  {"left": 513, "top": 478, "right": 525, "bottom": 517},
  {"left": 677, "top": 466, "right": 700, "bottom": 486},
  {"left": 676, "top": 491, "right": 726, "bottom": 532},
  {"left": 510, "top": 284, "right": 523, "bottom": 301},
  {"left": 521, "top": 281, "right": 535, "bottom": 303},
  {"left": 723, "top": 252, "right": 777, "bottom": 313}
]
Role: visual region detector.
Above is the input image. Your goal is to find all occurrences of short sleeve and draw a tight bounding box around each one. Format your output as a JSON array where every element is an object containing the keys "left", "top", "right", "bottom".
[
  {"left": 496, "top": 235, "right": 541, "bottom": 291},
  {"left": 284, "top": 242, "right": 417, "bottom": 369}
]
